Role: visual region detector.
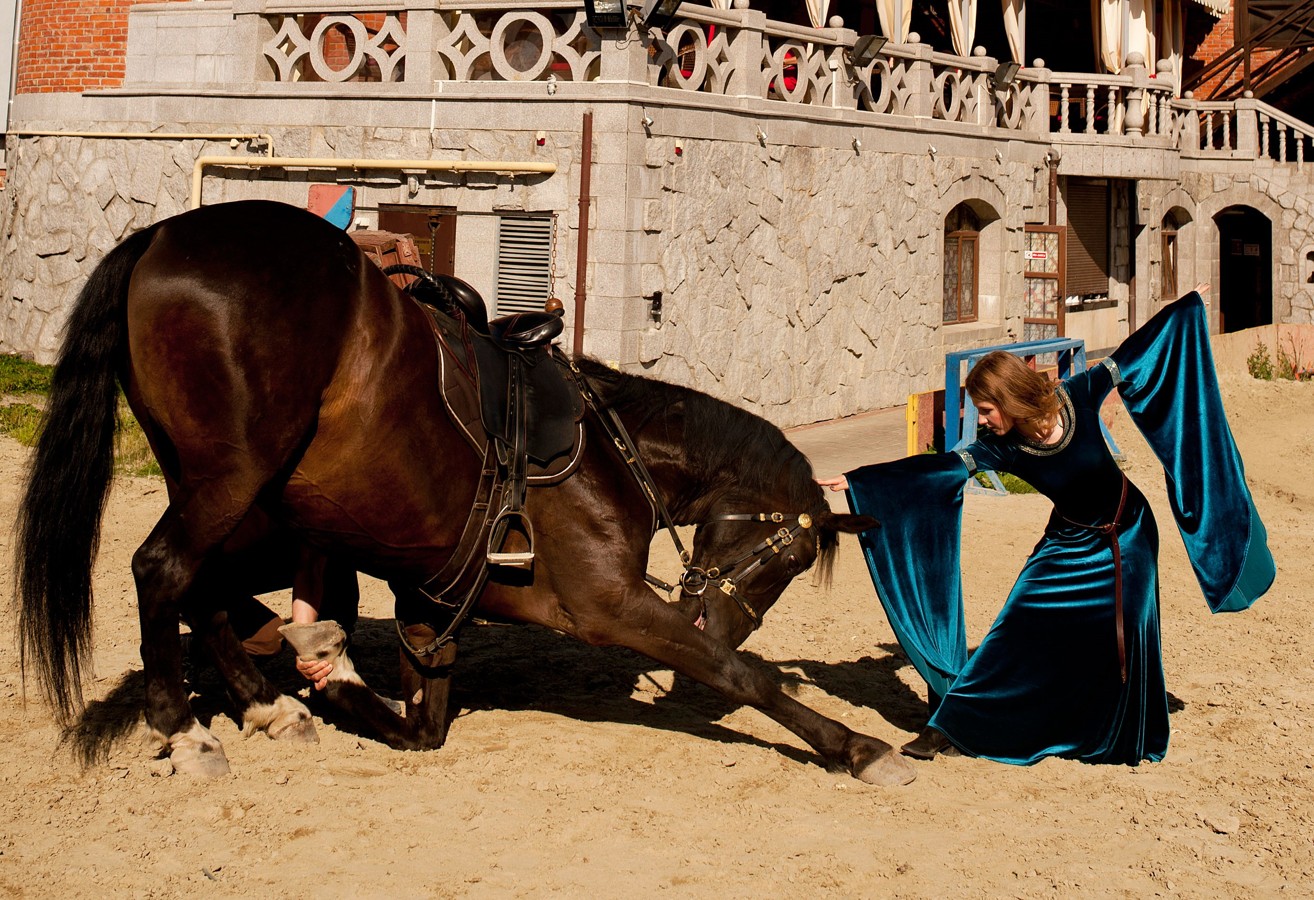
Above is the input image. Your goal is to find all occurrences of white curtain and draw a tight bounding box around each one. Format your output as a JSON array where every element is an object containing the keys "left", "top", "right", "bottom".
[
  {"left": 1158, "top": 0, "right": 1184, "bottom": 96},
  {"left": 1094, "top": 0, "right": 1155, "bottom": 74},
  {"left": 1095, "top": 0, "right": 1124, "bottom": 73},
  {"left": 877, "top": 0, "right": 912, "bottom": 43},
  {"left": 1002, "top": 0, "right": 1025, "bottom": 65},
  {"left": 947, "top": 0, "right": 978, "bottom": 57},
  {"left": 805, "top": 0, "right": 828, "bottom": 28}
]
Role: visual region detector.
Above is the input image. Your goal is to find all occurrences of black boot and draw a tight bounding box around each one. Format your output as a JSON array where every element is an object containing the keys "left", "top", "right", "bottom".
[{"left": 900, "top": 726, "right": 960, "bottom": 760}]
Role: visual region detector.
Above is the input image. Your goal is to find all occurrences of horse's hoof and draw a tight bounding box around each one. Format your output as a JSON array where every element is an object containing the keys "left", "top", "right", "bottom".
[
  {"left": 853, "top": 750, "right": 917, "bottom": 786},
  {"left": 244, "top": 695, "right": 319, "bottom": 744},
  {"left": 278, "top": 621, "right": 347, "bottom": 663},
  {"left": 168, "top": 722, "right": 231, "bottom": 778},
  {"left": 269, "top": 715, "right": 319, "bottom": 743}
]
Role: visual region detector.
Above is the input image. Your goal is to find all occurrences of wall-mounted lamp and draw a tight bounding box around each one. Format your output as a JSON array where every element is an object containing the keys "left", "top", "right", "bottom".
[
  {"left": 852, "top": 137, "right": 862, "bottom": 153},
  {"left": 641, "top": 112, "right": 654, "bottom": 130},
  {"left": 756, "top": 126, "right": 767, "bottom": 146},
  {"left": 536, "top": 131, "right": 547, "bottom": 147},
  {"left": 638, "top": 0, "right": 682, "bottom": 32},
  {"left": 583, "top": 0, "right": 627, "bottom": 28},
  {"left": 994, "top": 148, "right": 1003, "bottom": 164},
  {"left": 928, "top": 145, "right": 938, "bottom": 158},
  {"left": 992, "top": 61, "right": 1022, "bottom": 90},
  {"left": 674, "top": 140, "right": 684, "bottom": 156},
  {"left": 647, "top": 291, "right": 663, "bottom": 325},
  {"left": 585, "top": 0, "right": 682, "bottom": 32},
  {"left": 848, "top": 34, "right": 888, "bottom": 68}
]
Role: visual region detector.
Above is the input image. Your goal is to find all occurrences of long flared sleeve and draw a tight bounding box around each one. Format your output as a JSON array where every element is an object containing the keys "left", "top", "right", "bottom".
[
  {"left": 1108, "top": 291, "right": 1276, "bottom": 612},
  {"left": 844, "top": 453, "right": 973, "bottom": 706}
]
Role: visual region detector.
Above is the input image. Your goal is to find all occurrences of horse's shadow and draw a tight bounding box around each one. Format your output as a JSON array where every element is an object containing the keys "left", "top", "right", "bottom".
[
  {"left": 63, "top": 618, "right": 927, "bottom": 770},
  {"left": 62, "top": 620, "right": 1189, "bottom": 769}
]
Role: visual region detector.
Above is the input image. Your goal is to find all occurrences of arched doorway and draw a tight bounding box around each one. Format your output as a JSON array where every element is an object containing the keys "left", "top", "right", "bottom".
[{"left": 1215, "top": 205, "right": 1273, "bottom": 333}]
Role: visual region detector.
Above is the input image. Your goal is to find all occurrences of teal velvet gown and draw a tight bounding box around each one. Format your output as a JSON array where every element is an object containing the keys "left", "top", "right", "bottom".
[{"left": 845, "top": 292, "right": 1276, "bottom": 766}]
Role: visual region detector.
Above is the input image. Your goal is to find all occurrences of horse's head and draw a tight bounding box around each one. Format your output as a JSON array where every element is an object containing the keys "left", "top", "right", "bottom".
[
  {"left": 572, "top": 357, "right": 877, "bottom": 648},
  {"left": 677, "top": 499, "right": 875, "bottom": 648}
]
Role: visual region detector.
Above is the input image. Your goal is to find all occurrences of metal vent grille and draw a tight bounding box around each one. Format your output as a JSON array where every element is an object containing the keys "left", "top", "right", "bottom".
[{"left": 494, "top": 215, "right": 554, "bottom": 316}]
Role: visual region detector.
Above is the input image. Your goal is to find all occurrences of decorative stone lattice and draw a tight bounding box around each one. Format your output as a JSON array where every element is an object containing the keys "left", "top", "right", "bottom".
[
  {"left": 649, "top": 22, "right": 734, "bottom": 95},
  {"left": 264, "top": 13, "right": 407, "bottom": 83},
  {"left": 434, "top": 9, "right": 600, "bottom": 82}
]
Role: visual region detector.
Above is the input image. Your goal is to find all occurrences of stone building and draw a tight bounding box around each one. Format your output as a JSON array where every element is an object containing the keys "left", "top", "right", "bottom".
[{"left": 2, "top": 0, "right": 1313, "bottom": 427}]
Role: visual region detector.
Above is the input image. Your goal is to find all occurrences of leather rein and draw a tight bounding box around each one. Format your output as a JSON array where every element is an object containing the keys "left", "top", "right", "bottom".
[{"left": 567, "top": 360, "right": 819, "bottom": 632}]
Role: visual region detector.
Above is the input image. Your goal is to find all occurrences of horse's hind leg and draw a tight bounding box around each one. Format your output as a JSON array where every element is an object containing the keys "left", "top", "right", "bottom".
[
  {"left": 185, "top": 589, "right": 318, "bottom": 745},
  {"left": 133, "top": 509, "right": 233, "bottom": 775}
]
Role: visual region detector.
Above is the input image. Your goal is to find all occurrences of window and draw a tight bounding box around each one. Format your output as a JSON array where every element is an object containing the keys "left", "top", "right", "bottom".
[
  {"left": 943, "top": 203, "right": 980, "bottom": 324},
  {"left": 1161, "top": 211, "right": 1179, "bottom": 299},
  {"left": 1065, "top": 178, "right": 1110, "bottom": 298},
  {"left": 494, "top": 215, "right": 555, "bottom": 316}
]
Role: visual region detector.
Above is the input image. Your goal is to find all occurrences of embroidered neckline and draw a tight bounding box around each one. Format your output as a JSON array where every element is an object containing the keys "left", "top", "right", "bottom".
[{"left": 1015, "top": 385, "right": 1075, "bottom": 456}]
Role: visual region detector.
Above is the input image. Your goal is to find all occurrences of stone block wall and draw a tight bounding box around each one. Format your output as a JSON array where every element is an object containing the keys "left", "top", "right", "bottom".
[{"left": 633, "top": 132, "right": 1050, "bottom": 425}]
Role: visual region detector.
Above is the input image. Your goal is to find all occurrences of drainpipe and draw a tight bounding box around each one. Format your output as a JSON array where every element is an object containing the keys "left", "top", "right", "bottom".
[
  {"left": 190, "top": 156, "right": 556, "bottom": 208},
  {"left": 12, "top": 129, "right": 275, "bottom": 156},
  {"left": 572, "top": 111, "right": 593, "bottom": 358}
]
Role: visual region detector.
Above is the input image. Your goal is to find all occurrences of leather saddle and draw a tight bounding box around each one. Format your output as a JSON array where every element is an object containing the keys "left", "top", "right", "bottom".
[{"left": 385, "top": 266, "right": 585, "bottom": 569}]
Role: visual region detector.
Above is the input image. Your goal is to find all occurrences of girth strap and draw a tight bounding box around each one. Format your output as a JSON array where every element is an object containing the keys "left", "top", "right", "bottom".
[{"left": 1062, "top": 474, "right": 1131, "bottom": 684}]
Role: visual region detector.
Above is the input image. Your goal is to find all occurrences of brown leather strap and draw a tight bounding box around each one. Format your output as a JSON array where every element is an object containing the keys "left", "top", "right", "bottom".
[{"left": 1062, "top": 474, "right": 1130, "bottom": 684}]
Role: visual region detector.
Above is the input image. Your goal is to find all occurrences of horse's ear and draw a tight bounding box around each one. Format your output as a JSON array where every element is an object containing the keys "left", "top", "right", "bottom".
[{"left": 816, "top": 510, "right": 879, "bottom": 533}]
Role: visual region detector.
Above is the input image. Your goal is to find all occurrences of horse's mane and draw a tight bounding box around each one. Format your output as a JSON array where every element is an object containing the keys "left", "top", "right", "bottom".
[{"left": 573, "top": 357, "right": 840, "bottom": 582}]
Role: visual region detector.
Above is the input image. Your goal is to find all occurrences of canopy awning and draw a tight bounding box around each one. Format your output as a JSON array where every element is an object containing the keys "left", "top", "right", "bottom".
[{"left": 1186, "top": 0, "right": 1230, "bottom": 16}]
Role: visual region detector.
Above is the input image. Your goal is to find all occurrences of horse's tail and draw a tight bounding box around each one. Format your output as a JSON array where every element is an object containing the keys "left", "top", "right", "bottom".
[{"left": 16, "top": 226, "right": 157, "bottom": 721}]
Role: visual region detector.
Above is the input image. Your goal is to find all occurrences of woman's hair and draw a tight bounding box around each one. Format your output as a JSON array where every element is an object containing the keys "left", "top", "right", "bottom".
[{"left": 965, "top": 351, "right": 1060, "bottom": 438}]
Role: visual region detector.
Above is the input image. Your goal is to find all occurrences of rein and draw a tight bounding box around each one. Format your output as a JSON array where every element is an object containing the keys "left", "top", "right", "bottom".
[{"left": 567, "top": 360, "right": 817, "bottom": 632}]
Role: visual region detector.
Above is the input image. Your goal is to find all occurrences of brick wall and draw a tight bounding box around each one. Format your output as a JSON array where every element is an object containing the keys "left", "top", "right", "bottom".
[
  {"left": 1190, "top": 9, "right": 1282, "bottom": 99},
  {"left": 14, "top": 0, "right": 180, "bottom": 93}
]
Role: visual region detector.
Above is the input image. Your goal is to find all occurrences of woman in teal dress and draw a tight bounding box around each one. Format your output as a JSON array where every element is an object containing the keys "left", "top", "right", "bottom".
[{"left": 821, "top": 287, "right": 1275, "bottom": 766}]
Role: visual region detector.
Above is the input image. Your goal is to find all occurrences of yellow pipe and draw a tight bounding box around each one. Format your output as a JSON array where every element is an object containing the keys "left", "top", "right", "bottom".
[
  {"left": 12, "top": 129, "right": 275, "bottom": 156},
  {"left": 190, "top": 156, "right": 557, "bottom": 208}
]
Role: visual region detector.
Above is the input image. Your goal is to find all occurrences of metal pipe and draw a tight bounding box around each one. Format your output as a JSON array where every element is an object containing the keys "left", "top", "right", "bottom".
[
  {"left": 12, "top": 129, "right": 275, "bottom": 156},
  {"left": 572, "top": 111, "right": 593, "bottom": 358},
  {"left": 190, "top": 155, "right": 556, "bottom": 208}
]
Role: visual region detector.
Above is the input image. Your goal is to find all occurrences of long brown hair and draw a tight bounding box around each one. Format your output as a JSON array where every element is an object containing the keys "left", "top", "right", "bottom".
[{"left": 965, "top": 351, "right": 1061, "bottom": 440}]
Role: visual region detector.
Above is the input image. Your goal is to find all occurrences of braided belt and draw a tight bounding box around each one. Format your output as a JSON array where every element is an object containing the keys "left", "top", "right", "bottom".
[{"left": 1061, "top": 474, "right": 1131, "bottom": 684}]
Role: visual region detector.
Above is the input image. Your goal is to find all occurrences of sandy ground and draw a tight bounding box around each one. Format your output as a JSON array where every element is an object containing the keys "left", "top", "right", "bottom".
[{"left": 0, "top": 372, "right": 1311, "bottom": 899}]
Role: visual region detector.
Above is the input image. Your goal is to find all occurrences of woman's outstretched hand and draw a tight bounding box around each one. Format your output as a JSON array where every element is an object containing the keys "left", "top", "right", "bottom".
[
  {"left": 817, "top": 475, "right": 849, "bottom": 492},
  {"left": 1195, "top": 282, "right": 1211, "bottom": 296}
]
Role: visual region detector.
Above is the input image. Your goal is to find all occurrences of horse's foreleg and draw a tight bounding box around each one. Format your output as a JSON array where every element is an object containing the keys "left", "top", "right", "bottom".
[
  {"left": 573, "top": 593, "right": 915, "bottom": 786},
  {"left": 399, "top": 627, "right": 459, "bottom": 748},
  {"left": 310, "top": 625, "right": 458, "bottom": 751}
]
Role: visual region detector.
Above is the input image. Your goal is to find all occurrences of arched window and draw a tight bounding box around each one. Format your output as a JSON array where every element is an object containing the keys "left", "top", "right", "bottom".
[{"left": 943, "top": 203, "right": 981, "bottom": 324}]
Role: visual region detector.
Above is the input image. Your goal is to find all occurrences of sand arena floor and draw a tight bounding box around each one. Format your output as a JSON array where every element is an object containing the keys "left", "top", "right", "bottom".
[{"left": 0, "top": 372, "right": 1311, "bottom": 898}]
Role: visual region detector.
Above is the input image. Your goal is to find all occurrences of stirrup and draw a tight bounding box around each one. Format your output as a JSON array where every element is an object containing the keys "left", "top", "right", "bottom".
[{"left": 487, "top": 509, "right": 534, "bottom": 568}]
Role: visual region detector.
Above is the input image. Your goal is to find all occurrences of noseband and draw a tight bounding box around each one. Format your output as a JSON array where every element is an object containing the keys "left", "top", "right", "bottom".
[
  {"left": 568, "top": 361, "right": 820, "bottom": 633},
  {"left": 668, "top": 511, "right": 818, "bottom": 631}
]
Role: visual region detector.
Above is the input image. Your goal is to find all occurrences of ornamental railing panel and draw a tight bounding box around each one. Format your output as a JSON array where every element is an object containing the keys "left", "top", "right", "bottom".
[{"left": 121, "top": 0, "right": 1314, "bottom": 172}]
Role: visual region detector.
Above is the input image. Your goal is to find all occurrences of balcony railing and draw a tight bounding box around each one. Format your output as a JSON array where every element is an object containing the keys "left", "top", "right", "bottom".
[{"left": 148, "top": 1, "right": 1314, "bottom": 169}]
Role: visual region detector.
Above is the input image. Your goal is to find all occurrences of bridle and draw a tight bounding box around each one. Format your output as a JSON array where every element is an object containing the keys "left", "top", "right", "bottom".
[
  {"left": 648, "top": 510, "right": 819, "bottom": 631},
  {"left": 568, "top": 361, "right": 822, "bottom": 632}
]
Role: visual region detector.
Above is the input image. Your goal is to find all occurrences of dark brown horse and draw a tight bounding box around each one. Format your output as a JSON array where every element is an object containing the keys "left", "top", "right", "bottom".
[{"left": 16, "top": 200, "right": 914, "bottom": 785}]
